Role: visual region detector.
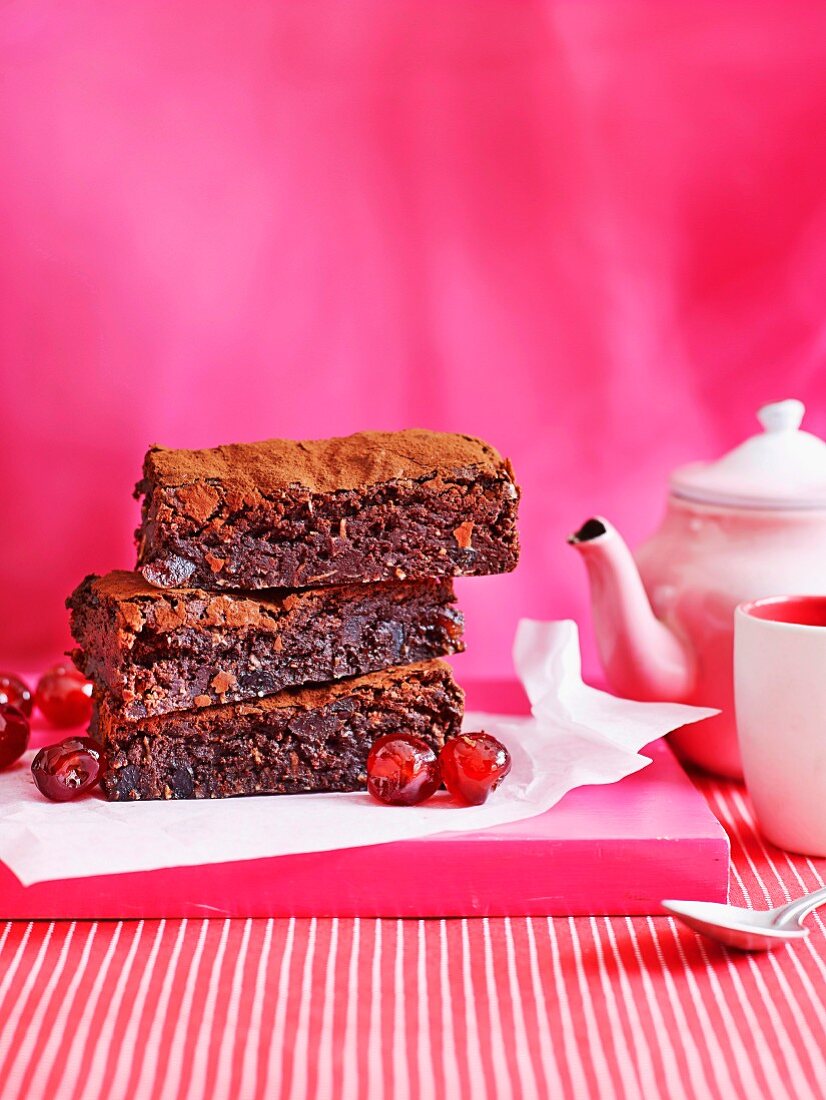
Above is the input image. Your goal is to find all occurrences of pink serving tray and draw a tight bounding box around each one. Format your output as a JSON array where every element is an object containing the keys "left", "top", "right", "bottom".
[{"left": 0, "top": 681, "right": 729, "bottom": 918}]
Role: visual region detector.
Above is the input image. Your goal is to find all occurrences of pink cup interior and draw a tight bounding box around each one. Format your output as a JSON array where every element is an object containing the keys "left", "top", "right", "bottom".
[{"left": 740, "top": 596, "right": 826, "bottom": 627}]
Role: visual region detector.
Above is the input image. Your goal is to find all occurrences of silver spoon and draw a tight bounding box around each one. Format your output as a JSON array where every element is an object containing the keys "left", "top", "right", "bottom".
[{"left": 661, "top": 887, "right": 826, "bottom": 951}]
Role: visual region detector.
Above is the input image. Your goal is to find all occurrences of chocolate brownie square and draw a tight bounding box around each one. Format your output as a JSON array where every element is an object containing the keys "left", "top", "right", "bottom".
[
  {"left": 135, "top": 429, "right": 519, "bottom": 589},
  {"left": 95, "top": 660, "right": 464, "bottom": 801},
  {"left": 68, "top": 571, "right": 464, "bottom": 719}
]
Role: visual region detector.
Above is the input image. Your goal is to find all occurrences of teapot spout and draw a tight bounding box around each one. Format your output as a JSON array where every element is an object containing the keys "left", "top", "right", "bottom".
[{"left": 568, "top": 518, "right": 695, "bottom": 701}]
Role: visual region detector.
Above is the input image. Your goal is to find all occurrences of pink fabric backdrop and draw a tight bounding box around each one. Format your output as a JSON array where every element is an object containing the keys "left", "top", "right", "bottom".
[{"left": 2, "top": 1, "right": 826, "bottom": 679}]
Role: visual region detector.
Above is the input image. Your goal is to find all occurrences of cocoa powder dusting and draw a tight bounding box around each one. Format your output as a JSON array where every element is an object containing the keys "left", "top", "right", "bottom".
[
  {"left": 174, "top": 482, "right": 220, "bottom": 523},
  {"left": 142, "top": 429, "right": 514, "bottom": 495}
]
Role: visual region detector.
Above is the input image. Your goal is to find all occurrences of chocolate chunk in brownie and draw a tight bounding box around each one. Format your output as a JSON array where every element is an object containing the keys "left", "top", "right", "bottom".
[
  {"left": 95, "top": 660, "right": 464, "bottom": 801},
  {"left": 135, "top": 429, "right": 520, "bottom": 590},
  {"left": 68, "top": 571, "right": 464, "bottom": 719}
]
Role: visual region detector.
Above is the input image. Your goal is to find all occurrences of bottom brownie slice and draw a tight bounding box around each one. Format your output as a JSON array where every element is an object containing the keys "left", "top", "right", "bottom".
[{"left": 96, "top": 660, "right": 464, "bottom": 801}]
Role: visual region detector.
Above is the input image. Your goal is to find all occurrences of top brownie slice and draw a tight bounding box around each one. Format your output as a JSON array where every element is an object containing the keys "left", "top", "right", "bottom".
[{"left": 135, "top": 429, "right": 520, "bottom": 590}]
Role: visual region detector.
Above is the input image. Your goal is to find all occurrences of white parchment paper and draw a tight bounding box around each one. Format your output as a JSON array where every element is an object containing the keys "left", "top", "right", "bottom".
[{"left": 0, "top": 620, "right": 717, "bottom": 886}]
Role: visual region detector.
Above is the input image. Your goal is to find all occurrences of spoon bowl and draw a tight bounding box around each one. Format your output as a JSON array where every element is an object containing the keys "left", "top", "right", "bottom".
[{"left": 662, "top": 886, "right": 826, "bottom": 952}]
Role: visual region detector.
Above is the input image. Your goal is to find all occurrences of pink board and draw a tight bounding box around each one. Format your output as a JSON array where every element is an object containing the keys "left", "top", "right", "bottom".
[{"left": 0, "top": 681, "right": 729, "bottom": 918}]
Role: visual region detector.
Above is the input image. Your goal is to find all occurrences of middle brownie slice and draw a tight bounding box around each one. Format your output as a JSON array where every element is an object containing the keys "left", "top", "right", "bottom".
[{"left": 68, "top": 571, "right": 464, "bottom": 719}]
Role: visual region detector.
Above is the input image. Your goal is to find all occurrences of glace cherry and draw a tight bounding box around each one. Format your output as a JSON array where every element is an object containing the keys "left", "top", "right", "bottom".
[
  {"left": 366, "top": 734, "right": 441, "bottom": 806},
  {"left": 0, "top": 705, "right": 30, "bottom": 769},
  {"left": 0, "top": 673, "right": 33, "bottom": 717},
  {"left": 35, "top": 665, "right": 93, "bottom": 728},
  {"left": 31, "top": 736, "right": 104, "bottom": 801},
  {"left": 439, "top": 731, "right": 512, "bottom": 805}
]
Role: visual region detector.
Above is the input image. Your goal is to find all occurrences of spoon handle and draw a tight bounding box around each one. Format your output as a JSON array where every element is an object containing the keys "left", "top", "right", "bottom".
[{"left": 778, "top": 886, "right": 826, "bottom": 927}]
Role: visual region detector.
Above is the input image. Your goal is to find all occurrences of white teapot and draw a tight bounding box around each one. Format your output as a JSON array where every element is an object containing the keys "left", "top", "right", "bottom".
[{"left": 569, "top": 400, "right": 826, "bottom": 778}]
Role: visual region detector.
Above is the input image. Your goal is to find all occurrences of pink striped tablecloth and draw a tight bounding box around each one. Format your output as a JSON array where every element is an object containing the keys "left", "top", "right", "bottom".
[{"left": 0, "top": 775, "right": 825, "bottom": 1100}]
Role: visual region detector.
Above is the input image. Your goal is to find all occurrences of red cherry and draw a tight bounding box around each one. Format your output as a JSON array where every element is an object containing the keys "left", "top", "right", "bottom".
[
  {"left": 0, "top": 705, "right": 30, "bottom": 769},
  {"left": 439, "top": 732, "right": 512, "bottom": 805},
  {"left": 0, "top": 673, "right": 33, "bottom": 718},
  {"left": 31, "top": 736, "right": 105, "bottom": 801},
  {"left": 35, "top": 665, "right": 93, "bottom": 728},
  {"left": 366, "top": 734, "right": 441, "bottom": 806}
]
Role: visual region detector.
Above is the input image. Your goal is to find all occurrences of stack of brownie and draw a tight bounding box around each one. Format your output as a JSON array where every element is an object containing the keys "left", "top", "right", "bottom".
[{"left": 68, "top": 430, "right": 520, "bottom": 801}]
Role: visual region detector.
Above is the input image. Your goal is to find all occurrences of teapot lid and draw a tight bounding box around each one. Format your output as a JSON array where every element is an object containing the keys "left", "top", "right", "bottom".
[{"left": 670, "top": 400, "right": 826, "bottom": 509}]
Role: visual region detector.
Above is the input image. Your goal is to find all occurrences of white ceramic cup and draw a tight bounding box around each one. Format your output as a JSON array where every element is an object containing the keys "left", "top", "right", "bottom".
[{"left": 735, "top": 595, "right": 826, "bottom": 856}]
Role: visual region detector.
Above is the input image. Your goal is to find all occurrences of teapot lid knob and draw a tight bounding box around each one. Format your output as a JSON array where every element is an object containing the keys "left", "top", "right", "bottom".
[{"left": 757, "top": 399, "right": 805, "bottom": 434}]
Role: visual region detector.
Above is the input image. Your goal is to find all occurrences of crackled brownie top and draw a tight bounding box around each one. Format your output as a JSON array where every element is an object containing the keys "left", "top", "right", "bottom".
[
  {"left": 70, "top": 570, "right": 460, "bottom": 636},
  {"left": 72, "top": 569, "right": 304, "bottom": 631},
  {"left": 87, "top": 570, "right": 173, "bottom": 601},
  {"left": 70, "top": 569, "right": 309, "bottom": 636},
  {"left": 141, "top": 429, "right": 513, "bottom": 495}
]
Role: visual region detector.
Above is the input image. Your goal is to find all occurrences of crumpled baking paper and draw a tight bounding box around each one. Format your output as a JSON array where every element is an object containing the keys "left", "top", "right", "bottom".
[{"left": 0, "top": 620, "right": 717, "bottom": 886}]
